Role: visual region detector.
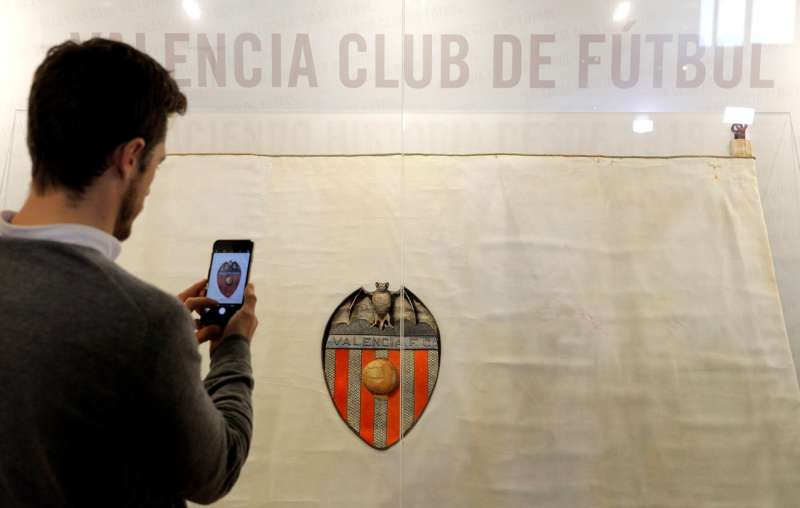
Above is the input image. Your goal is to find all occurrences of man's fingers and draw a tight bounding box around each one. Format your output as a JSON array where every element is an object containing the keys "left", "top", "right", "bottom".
[
  {"left": 184, "top": 296, "right": 218, "bottom": 313},
  {"left": 196, "top": 325, "right": 222, "bottom": 344},
  {"left": 178, "top": 278, "right": 208, "bottom": 301},
  {"left": 242, "top": 283, "right": 257, "bottom": 310},
  {"left": 179, "top": 278, "right": 207, "bottom": 297}
]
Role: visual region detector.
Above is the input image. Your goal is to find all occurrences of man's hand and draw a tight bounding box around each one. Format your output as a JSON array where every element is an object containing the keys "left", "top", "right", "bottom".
[
  {"left": 211, "top": 283, "right": 259, "bottom": 354},
  {"left": 177, "top": 278, "right": 223, "bottom": 345}
]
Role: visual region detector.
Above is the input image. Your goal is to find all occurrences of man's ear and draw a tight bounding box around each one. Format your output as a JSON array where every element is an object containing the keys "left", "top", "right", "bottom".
[{"left": 111, "top": 138, "right": 146, "bottom": 181}]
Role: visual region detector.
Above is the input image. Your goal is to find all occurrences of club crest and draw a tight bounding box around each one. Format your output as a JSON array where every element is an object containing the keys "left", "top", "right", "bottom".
[
  {"left": 216, "top": 261, "right": 242, "bottom": 298},
  {"left": 322, "top": 282, "right": 441, "bottom": 450}
]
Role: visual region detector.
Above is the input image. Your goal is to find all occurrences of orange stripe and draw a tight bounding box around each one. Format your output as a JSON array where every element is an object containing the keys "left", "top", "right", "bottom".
[
  {"left": 414, "top": 351, "right": 429, "bottom": 420},
  {"left": 360, "top": 350, "right": 375, "bottom": 445},
  {"left": 386, "top": 351, "right": 401, "bottom": 446},
  {"left": 333, "top": 350, "right": 349, "bottom": 420}
]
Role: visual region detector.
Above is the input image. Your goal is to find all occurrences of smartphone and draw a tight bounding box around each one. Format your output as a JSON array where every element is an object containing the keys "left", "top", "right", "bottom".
[{"left": 200, "top": 239, "right": 254, "bottom": 327}]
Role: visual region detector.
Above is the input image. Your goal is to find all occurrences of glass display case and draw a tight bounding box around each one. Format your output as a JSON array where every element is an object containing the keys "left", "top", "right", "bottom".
[{"left": 2, "top": 1, "right": 800, "bottom": 507}]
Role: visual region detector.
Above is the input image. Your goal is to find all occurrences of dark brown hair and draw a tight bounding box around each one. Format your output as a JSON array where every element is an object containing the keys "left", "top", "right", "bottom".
[{"left": 27, "top": 38, "right": 187, "bottom": 196}]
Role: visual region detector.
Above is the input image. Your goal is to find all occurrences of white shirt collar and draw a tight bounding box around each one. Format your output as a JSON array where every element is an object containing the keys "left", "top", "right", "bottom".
[{"left": 0, "top": 210, "right": 122, "bottom": 261}]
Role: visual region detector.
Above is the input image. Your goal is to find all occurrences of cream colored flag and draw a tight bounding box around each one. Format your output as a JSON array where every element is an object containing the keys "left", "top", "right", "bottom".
[{"left": 119, "top": 155, "right": 800, "bottom": 507}]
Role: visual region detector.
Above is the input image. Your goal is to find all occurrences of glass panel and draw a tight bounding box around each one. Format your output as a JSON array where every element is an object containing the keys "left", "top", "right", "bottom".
[
  {"left": 394, "top": 109, "right": 800, "bottom": 507},
  {"left": 4, "top": 105, "right": 800, "bottom": 507},
  {"left": 399, "top": 0, "right": 800, "bottom": 506},
  {"left": 1, "top": 1, "right": 407, "bottom": 506},
  {"left": 3, "top": 1, "right": 800, "bottom": 507}
]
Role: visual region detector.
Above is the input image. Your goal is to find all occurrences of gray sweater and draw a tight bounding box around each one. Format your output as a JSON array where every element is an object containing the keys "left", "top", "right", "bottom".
[{"left": 0, "top": 237, "right": 254, "bottom": 507}]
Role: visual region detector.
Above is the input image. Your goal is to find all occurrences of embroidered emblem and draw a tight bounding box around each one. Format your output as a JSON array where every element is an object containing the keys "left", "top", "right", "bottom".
[{"left": 322, "top": 283, "right": 441, "bottom": 450}]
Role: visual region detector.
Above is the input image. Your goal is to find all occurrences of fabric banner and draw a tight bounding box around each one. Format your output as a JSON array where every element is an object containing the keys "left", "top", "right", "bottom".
[{"left": 118, "top": 155, "right": 800, "bottom": 507}]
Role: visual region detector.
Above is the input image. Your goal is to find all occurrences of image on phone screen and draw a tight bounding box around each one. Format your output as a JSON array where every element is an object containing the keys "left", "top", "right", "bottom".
[{"left": 206, "top": 252, "right": 251, "bottom": 304}]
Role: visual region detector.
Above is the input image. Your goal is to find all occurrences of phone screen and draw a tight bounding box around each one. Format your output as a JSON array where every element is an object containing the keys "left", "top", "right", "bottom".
[{"left": 206, "top": 250, "right": 251, "bottom": 305}]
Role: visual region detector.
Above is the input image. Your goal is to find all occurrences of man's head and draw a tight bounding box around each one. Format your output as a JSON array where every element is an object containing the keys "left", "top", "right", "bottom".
[{"left": 27, "top": 38, "right": 187, "bottom": 240}]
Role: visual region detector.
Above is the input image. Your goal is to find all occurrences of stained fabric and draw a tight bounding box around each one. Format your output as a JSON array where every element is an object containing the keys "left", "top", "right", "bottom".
[{"left": 115, "top": 155, "right": 800, "bottom": 507}]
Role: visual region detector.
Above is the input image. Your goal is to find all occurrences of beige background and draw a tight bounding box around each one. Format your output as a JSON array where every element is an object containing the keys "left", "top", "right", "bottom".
[{"left": 113, "top": 154, "right": 800, "bottom": 507}]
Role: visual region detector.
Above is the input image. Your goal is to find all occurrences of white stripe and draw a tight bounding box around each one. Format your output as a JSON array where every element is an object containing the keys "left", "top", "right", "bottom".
[
  {"left": 401, "top": 350, "right": 415, "bottom": 435},
  {"left": 347, "top": 349, "right": 361, "bottom": 431}
]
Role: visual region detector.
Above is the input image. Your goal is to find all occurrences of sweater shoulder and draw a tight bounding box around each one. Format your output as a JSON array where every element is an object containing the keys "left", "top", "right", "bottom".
[{"left": 0, "top": 237, "right": 187, "bottom": 326}]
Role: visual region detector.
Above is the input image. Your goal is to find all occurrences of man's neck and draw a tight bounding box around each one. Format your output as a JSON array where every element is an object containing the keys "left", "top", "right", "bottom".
[{"left": 11, "top": 188, "right": 116, "bottom": 235}]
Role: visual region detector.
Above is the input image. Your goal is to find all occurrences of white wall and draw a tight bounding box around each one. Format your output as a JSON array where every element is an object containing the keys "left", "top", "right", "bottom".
[{"left": 3, "top": 0, "right": 800, "bottom": 140}]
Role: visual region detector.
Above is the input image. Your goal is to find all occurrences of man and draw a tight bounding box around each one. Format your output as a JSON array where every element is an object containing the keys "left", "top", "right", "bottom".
[{"left": 0, "top": 38, "right": 258, "bottom": 506}]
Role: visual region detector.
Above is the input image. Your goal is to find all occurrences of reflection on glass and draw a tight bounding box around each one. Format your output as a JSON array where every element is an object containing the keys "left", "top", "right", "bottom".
[
  {"left": 701, "top": 0, "right": 797, "bottom": 46},
  {"left": 182, "top": 0, "right": 202, "bottom": 20},
  {"left": 717, "top": 0, "right": 747, "bottom": 46},
  {"left": 700, "top": 0, "right": 716, "bottom": 46},
  {"left": 723, "top": 106, "right": 755, "bottom": 125},
  {"left": 613, "top": 1, "right": 632, "bottom": 22},
  {"left": 632, "top": 116, "right": 654, "bottom": 134},
  {"left": 751, "top": 0, "right": 796, "bottom": 44}
]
